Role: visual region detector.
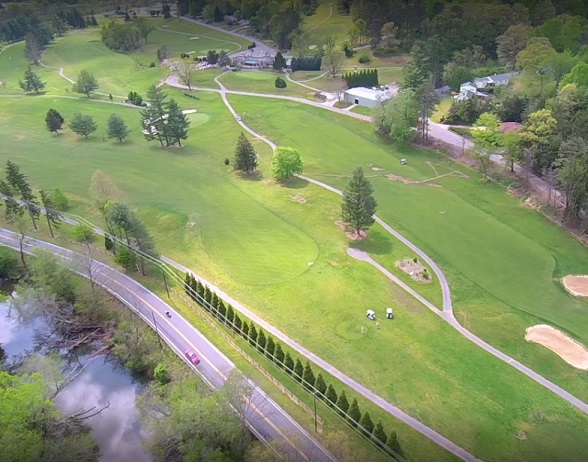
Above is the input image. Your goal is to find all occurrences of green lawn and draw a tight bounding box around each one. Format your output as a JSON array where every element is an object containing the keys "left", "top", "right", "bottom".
[
  {"left": 218, "top": 70, "right": 318, "bottom": 98},
  {"left": 2, "top": 26, "right": 588, "bottom": 462},
  {"left": 431, "top": 97, "right": 453, "bottom": 123},
  {"left": 350, "top": 105, "right": 375, "bottom": 116}
]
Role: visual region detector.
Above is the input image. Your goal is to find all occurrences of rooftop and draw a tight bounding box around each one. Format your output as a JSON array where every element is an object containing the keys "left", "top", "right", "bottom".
[{"left": 345, "top": 87, "right": 391, "bottom": 101}]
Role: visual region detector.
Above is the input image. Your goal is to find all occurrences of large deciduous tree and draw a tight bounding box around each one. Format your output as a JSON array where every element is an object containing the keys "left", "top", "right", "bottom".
[
  {"left": 516, "top": 37, "right": 556, "bottom": 73},
  {"left": 68, "top": 113, "right": 97, "bottom": 138},
  {"left": 107, "top": 113, "right": 130, "bottom": 142},
  {"left": 72, "top": 70, "right": 99, "bottom": 97},
  {"left": 24, "top": 33, "right": 43, "bottom": 65},
  {"left": 496, "top": 24, "right": 532, "bottom": 69},
  {"left": 519, "top": 108, "right": 558, "bottom": 173},
  {"left": 341, "top": 167, "right": 377, "bottom": 237},
  {"left": 471, "top": 112, "right": 502, "bottom": 179},
  {"left": 45, "top": 108, "right": 64, "bottom": 133},
  {"left": 134, "top": 17, "right": 155, "bottom": 43},
  {"left": 323, "top": 48, "right": 345, "bottom": 78},
  {"left": 178, "top": 62, "right": 197, "bottom": 90},
  {"left": 556, "top": 137, "right": 588, "bottom": 223},
  {"left": 19, "top": 67, "right": 45, "bottom": 93},
  {"left": 233, "top": 133, "right": 258, "bottom": 174},
  {"left": 373, "top": 89, "right": 418, "bottom": 142},
  {"left": 272, "top": 147, "right": 303, "bottom": 180},
  {"left": 39, "top": 189, "right": 61, "bottom": 238}
]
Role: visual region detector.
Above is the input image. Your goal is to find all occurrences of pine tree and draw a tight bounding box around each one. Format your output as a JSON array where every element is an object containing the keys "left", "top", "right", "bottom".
[
  {"left": 241, "top": 320, "right": 249, "bottom": 338},
  {"left": 336, "top": 390, "right": 350, "bottom": 415},
  {"left": 274, "top": 343, "right": 285, "bottom": 364},
  {"left": 273, "top": 51, "right": 287, "bottom": 70},
  {"left": 141, "top": 84, "right": 170, "bottom": 146},
  {"left": 72, "top": 69, "right": 99, "bottom": 97},
  {"left": 257, "top": 329, "right": 266, "bottom": 352},
  {"left": 248, "top": 322, "right": 258, "bottom": 346},
  {"left": 284, "top": 352, "right": 294, "bottom": 373},
  {"left": 234, "top": 313, "right": 243, "bottom": 332},
  {"left": 294, "top": 358, "right": 303, "bottom": 382},
  {"left": 326, "top": 384, "right": 338, "bottom": 406},
  {"left": 107, "top": 113, "right": 130, "bottom": 142},
  {"left": 45, "top": 108, "right": 64, "bottom": 133},
  {"left": 39, "top": 189, "right": 61, "bottom": 238},
  {"left": 233, "top": 133, "right": 258, "bottom": 174},
  {"left": 373, "top": 421, "right": 387, "bottom": 446},
  {"left": 6, "top": 161, "right": 40, "bottom": 229},
  {"left": 166, "top": 98, "right": 190, "bottom": 147},
  {"left": 19, "top": 67, "right": 45, "bottom": 93},
  {"left": 217, "top": 300, "right": 227, "bottom": 322},
  {"left": 360, "top": 411, "right": 375, "bottom": 435},
  {"left": 0, "top": 180, "right": 23, "bottom": 224},
  {"left": 315, "top": 373, "right": 327, "bottom": 396},
  {"left": 204, "top": 285, "right": 212, "bottom": 305},
  {"left": 266, "top": 336, "right": 275, "bottom": 358},
  {"left": 348, "top": 398, "right": 361, "bottom": 426},
  {"left": 184, "top": 272, "right": 191, "bottom": 295},
  {"left": 68, "top": 113, "right": 97, "bottom": 138},
  {"left": 211, "top": 293, "right": 219, "bottom": 313},
  {"left": 302, "top": 361, "right": 316, "bottom": 389},
  {"left": 226, "top": 305, "right": 235, "bottom": 327},
  {"left": 386, "top": 431, "right": 404, "bottom": 458},
  {"left": 341, "top": 166, "right": 377, "bottom": 237}
]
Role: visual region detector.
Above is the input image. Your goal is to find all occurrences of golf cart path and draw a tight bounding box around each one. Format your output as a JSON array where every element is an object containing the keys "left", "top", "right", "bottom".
[{"left": 201, "top": 72, "right": 588, "bottom": 420}]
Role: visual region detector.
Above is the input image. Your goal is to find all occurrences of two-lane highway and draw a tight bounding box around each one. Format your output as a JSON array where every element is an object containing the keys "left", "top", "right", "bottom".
[{"left": 0, "top": 228, "right": 334, "bottom": 462}]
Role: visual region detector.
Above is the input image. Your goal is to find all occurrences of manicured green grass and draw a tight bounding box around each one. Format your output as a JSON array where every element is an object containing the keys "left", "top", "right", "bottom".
[
  {"left": 350, "top": 105, "right": 375, "bottom": 116},
  {"left": 218, "top": 70, "right": 318, "bottom": 98},
  {"left": 3, "top": 30, "right": 588, "bottom": 462},
  {"left": 225, "top": 94, "right": 588, "bottom": 461}
]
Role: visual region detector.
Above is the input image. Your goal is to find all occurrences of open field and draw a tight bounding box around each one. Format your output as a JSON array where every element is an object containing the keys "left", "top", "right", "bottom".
[
  {"left": 219, "top": 70, "right": 318, "bottom": 98},
  {"left": 431, "top": 98, "right": 453, "bottom": 123},
  {"left": 301, "top": 1, "right": 353, "bottom": 47},
  {"left": 2, "top": 25, "right": 588, "bottom": 462}
]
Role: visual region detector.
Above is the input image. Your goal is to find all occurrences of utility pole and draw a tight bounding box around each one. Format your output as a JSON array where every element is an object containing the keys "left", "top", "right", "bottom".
[{"left": 151, "top": 311, "right": 164, "bottom": 351}]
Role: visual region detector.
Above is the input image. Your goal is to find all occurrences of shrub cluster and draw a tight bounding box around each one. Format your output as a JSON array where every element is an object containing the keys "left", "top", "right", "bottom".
[{"left": 183, "top": 272, "right": 405, "bottom": 459}]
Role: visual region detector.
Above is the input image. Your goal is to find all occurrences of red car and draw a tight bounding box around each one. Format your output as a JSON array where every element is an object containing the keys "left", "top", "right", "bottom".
[{"left": 185, "top": 349, "right": 201, "bottom": 365}]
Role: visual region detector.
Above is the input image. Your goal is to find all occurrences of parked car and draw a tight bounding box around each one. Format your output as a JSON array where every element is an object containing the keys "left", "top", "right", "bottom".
[{"left": 185, "top": 349, "right": 201, "bottom": 365}]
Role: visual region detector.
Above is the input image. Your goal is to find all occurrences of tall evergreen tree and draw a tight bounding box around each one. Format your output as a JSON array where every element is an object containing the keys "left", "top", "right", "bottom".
[
  {"left": 241, "top": 320, "right": 249, "bottom": 338},
  {"left": 326, "top": 384, "right": 338, "bottom": 406},
  {"left": 248, "top": 322, "right": 258, "bottom": 346},
  {"left": 284, "top": 352, "right": 294, "bottom": 373},
  {"left": 226, "top": 305, "right": 235, "bottom": 326},
  {"left": 141, "top": 85, "right": 170, "bottom": 147},
  {"left": 315, "top": 373, "right": 327, "bottom": 396},
  {"left": 72, "top": 70, "right": 99, "bottom": 97},
  {"left": 266, "top": 336, "right": 275, "bottom": 358},
  {"left": 386, "top": 431, "right": 404, "bottom": 458},
  {"left": 273, "top": 51, "right": 287, "bottom": 70},
  {"left": 166, "top": 99, "right": 190, "bottom": 147},
  {"left": 233, "top": 133, "right": 258, "bottom": 174},
  {"left": 360, "top": 411, "right": 375, "bottom": 435},
  {"left": 68, "top": 113, "right": 97, "bottom": 138},
  {"left": 39, "top": 189, "right": 61, "bottom": 238},
  {"left": 302, "top": 361, "right": 316, "bottom": 389},
  {"left": 294, "top": 358, "right": 303, "bottom": 382},
  {"left": 274, "top": 343, "right": 285, "bottom": 364},
  {"left": 45, "top": 108, "right": 64, "bottom": 133},
  {"left": 19, "top": 67, "right": 45, "bottom": 93},
  {"left": 348, "top": 398, "right": 361, "bottom": 426},
  {"left": 107, "top": 113, "right": 130, "bottom": 142},
  {"left": 234, "top": 313, "right": 243, "bottom": 332},
  {"left": 257, "top": 329, "right": 266, "bottom": 352},
  {"left": 336, "top": 390, "right": 350, "bottom": 415},
  {"left": 341, "top": 167, "right": 377, "bottom": 237},
  {"left": 373, "top": 421, "right": 387, "bottom": 446},
  {"left": 6, "top": 161, "right": 39, "bottom": 229},
  {"left": 0, "top": 180, "right": 23, "bottom": 223}
]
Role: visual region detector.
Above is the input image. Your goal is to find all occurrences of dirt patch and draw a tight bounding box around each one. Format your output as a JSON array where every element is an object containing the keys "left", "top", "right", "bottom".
[
  {"left": 561, "top": 275, "right": 588, "bottom": 297},
  {"left": 525, "top": 325, "right": 588, "bottom": 370},
  {"left": 396, "top": 259, "right": 432, "bottom": 283},
  {"left": 290, "top": 194, "right": 307, "bottom": 204},
  {"left": 335, "top": 221, "right": 367, "bottom": 240},
  {"left": 387, "top": 173, "right": 441, "bottom": 187}
]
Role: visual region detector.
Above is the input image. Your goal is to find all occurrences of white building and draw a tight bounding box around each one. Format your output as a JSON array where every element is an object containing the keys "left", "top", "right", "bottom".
[
  {"left": 455, "top": 72, "right": 521, "bottom": 100},
  {"left": 344, "top": 87, "right": 392, "bottom": 108}
]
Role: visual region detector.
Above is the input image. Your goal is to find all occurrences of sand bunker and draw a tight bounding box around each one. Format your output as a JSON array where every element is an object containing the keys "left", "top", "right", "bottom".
[
  {"left": 396, "top": 259, "right": 432, "bottom": 283},
  {"left": 189, "top": 36, "right": 200, "bottom": 40},
  {"left": 290, "top": 194, "right": 307, "bottom": 204},
  {"left": 525, "top": 325, "right": 588, "bottom": 370},
  {"left": 561, "top": 275, "right": 588, "bottom": 297},
  {"left": 182, "top": 109, "right": 197, "bottom": 114}
]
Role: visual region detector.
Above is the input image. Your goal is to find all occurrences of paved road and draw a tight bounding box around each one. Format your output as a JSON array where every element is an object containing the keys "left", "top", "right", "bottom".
[{"left": 0, "top": 228, "right": 334, "bottom": 462}]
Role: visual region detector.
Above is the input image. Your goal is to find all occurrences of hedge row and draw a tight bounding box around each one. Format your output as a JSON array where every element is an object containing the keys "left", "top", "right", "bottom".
[
  {"left": 343, "top": 69, "right": 379, "bottom": 89},
  {"left": 184, "top": 272, "right": 405, "bottom": 460}
]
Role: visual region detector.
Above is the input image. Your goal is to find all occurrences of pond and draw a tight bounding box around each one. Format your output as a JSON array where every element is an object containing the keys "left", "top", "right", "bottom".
[{"left": 0, "top": 292, "right": 151, "bottom": 462}]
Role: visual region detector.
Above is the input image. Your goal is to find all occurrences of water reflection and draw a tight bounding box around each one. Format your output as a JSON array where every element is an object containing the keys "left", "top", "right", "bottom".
[{"left": 0, "top": 297, "right": 151, "bottom": 462}]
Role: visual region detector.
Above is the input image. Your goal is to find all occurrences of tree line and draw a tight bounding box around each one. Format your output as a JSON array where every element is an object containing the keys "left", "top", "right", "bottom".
[
  {"left": 100, "top": 16, "right": 155, "bottom": 52},
  {"left": 182, "top": 270, "right": 403, "bottom": 459},
  {"left": 343, "top": 69, "right": 379, "bottom": 89}
]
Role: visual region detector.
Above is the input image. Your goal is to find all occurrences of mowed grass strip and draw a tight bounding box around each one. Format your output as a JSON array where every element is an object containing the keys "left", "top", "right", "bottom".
[{"left": 219, "top": 70, "right": 318, "bottom": 98}]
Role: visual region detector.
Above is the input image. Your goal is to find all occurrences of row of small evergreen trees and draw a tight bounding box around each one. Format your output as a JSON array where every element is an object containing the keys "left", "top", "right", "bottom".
[
  {"left": 183, "top": 272, "right": 405, "bottom": 460},
  {"left": 343, "top": 69, "right": 379, "bottom": 89},
  {"left": 290, "top": 56, "right": 322, "bottom": 72}
]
